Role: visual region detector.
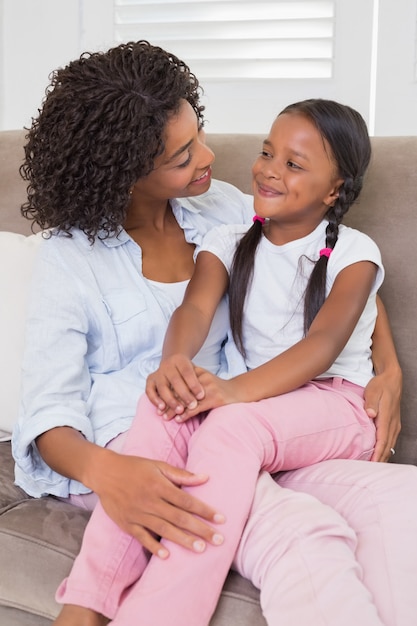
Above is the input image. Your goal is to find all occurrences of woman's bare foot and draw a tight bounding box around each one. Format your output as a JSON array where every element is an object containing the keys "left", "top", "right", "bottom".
[{"left": 53, "top": 604, "right": 110, "bottom": 625}]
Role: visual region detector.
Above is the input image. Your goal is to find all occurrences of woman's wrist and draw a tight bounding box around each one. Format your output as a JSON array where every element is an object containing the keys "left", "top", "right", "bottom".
[{"left": 81, "top": 444, "right": 118, "bottom": 495}]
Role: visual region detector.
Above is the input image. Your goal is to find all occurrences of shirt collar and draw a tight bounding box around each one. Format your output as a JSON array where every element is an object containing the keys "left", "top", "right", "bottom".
[{"left": 100, "top": 228, "right": 131, "bottom": 248}]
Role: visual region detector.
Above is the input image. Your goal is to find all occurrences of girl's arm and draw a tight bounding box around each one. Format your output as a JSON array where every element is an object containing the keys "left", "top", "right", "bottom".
[
  {"left": 365, "top": 295, "right": 402, "bottom": 461},
  {"left": 183, "top": 260, "right": 377, "bottom": 415},
  {"left": 146, "top": 251, "right": 229, "bottom": 414}
]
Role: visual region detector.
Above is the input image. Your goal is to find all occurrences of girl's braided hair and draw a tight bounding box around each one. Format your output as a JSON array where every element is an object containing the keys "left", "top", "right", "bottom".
[
  {"left": 229, "top": 99, "right": 372, "bottom": 355},
  {"left": 20, "top": 40, "right": 204, "bottom": 242}
]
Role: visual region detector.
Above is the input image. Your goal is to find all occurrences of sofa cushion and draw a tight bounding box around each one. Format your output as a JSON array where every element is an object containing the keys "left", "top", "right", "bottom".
[
  {"left": 0, "top": 231, "right": 42, "bottom": 440},
  {"left": 0, "top": 497, "right": 90, "bottom": 621},
  {"left": 0, "top": 442, "right": 89, "bottom": 620}
]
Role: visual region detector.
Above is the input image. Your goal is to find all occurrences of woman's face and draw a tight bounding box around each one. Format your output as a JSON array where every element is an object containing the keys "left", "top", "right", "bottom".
[{"left": 132, "top": 99, "right": 215, "bottom": 202}]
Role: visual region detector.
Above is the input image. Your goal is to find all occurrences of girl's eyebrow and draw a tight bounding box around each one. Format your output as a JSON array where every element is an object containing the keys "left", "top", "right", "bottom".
[
  {"left": 263, "top": 138, "right": 310, "bottom": 162},
  {"left": 165, "top": 139, "right": 193, "bottom": 164}
]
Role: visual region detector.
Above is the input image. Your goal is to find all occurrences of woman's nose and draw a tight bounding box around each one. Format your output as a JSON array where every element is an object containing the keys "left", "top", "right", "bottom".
[{"left": 199, "top": 141, "right": 215, "bottom": 167}]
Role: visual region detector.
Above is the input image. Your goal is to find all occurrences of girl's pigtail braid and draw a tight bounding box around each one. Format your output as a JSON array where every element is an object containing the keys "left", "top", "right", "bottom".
[
  {"left": 229, "top": 219, "right": 263, "bottom": 356},
  {"left": 303, "top": 175, "right": 356, "bottom": 334}
]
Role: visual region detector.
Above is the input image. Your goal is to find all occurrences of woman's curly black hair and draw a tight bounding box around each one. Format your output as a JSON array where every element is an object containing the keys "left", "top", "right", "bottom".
[{"left": 20, "top": 40, "right": 205, "bottom": 241}]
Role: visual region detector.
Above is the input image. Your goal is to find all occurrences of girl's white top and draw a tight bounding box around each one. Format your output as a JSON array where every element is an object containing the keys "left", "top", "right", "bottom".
[
  {"left": 200, "top": 220, "right": 384, "bottom": 387},
  {"left": 145, "top": 278, "right": 228, "bottom": 375}
]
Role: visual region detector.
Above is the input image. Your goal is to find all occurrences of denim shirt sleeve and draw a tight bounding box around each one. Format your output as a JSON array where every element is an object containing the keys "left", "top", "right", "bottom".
[
  {"left": 12, "top": 232, "right": 167, "bottom": 497},
  {"left": 12, "top": 238, "right": 95, "bottom": 496}
]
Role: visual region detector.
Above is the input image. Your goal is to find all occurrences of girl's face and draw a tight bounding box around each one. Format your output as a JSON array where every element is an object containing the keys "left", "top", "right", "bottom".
[
  {"left": 252, "top": 112, "right": 343, "bottom": 244},
  {"left": 132, "top": 99, "right": 215, "bottom": 202}
]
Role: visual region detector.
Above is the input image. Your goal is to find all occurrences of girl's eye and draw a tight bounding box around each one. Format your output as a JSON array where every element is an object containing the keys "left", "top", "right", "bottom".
[
  {"left": 260, "top": 150, "right": 272, "bottom": 158},
  {"left": 287, "top": 161, "right": 301, "bottom": 170}
]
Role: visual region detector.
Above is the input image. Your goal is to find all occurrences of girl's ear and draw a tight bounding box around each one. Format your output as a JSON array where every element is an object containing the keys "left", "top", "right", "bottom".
[{"left": 324, "top": 178, "right": 343, "bottom": 207}]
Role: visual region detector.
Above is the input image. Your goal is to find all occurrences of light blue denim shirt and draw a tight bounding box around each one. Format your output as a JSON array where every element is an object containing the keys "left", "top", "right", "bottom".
[{"left": 12, "top": 180, "right": 253, "bottom": 498}]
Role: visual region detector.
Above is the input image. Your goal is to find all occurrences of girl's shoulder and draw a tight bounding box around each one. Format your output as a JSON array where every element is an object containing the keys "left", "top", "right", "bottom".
[
  {"left": 331, "top": 224, "right": 383, "bottom": 285},
  {"left": 335, "top": 224, "right": 381, "bottom": 260},
  {"left": 200, "top": 223, "right": 251, "bottom": 272},
  {"left": 203, "top": 222, "right": 250, "bottom": 247},
  {"left": 337, "top": 224, "right": 378, "bottom": 247}
]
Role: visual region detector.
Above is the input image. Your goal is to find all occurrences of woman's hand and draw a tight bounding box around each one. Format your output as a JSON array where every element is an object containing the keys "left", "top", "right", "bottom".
[
  {"left": 88, "top": 448, "right": 225, "bottom": 558},
  {"left": 146, "top": 355, "right": 205, "bottom": 418},
  {"left": 36, "top": 427, "right": 225, "bottom": 558},
  {"left": 364, "top": 367, "right": 402, "bottom": 462},
  {"left": 367, "top": 296, "right": 402, "bottom": 462}
]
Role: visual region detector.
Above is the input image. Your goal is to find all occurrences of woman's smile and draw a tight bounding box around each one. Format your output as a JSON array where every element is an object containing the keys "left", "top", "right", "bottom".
[{"left": 191, "top": 167, "right": 212, "bottom": 186}]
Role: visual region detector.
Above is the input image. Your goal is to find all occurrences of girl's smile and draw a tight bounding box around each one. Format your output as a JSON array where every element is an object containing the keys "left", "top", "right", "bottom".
[{"left": 256, "top": 181, "right": 283, "bottom": 197}]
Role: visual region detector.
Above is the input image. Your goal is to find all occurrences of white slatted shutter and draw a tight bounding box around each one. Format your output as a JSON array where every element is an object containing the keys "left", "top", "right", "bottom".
[{"left": 114, "top": 0, "right": 336, "bottom": 79}]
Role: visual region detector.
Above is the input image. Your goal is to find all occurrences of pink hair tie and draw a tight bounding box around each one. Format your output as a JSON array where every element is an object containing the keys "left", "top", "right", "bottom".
[
  {"left": 320, "top": 247, "right": 332, "bottom": 258},
  {"left": 253, "top": 215, "right": 266, "bottom": 225}
]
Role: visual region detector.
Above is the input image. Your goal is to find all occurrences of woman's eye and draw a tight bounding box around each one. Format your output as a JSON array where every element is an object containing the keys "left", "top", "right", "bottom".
[{"left": 178, "top": 154, "right": 192, "bottom": 168}]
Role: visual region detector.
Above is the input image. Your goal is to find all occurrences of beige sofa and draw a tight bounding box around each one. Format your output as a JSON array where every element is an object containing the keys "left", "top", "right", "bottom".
[{"left": 1, "top": 129, "right": 417, "bottom": 625}]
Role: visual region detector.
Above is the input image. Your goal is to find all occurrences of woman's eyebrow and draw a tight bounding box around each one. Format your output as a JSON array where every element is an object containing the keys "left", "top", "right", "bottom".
[{"left": 165, "top": 139, "right": 193, "bottom": 163}]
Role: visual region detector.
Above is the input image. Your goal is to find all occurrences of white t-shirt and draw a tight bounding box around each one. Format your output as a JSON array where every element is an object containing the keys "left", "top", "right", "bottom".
[
  {"left": 201, "top": 220, "right": 384, "bottom": 387},
  {"left": 146, "top": 278, "right": 229, "bottom": 375}
]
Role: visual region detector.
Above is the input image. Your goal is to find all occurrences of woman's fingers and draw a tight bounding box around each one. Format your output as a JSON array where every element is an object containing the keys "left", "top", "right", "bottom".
[{"left": 98, "top": 456, "right": 225, "bottom": 558}]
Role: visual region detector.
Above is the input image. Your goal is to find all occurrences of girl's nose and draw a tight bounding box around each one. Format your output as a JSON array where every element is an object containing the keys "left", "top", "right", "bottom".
[{"left": 263, "top": 162, "right": 280, "bottom": 180}]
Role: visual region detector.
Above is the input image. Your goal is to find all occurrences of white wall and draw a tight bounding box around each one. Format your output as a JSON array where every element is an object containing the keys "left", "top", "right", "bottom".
[
  {"left": 1, "top": 0, "right": 417, "bottom": 135},
  {"left": 0, "top": 0, "right": 114, "bottom": 131}
]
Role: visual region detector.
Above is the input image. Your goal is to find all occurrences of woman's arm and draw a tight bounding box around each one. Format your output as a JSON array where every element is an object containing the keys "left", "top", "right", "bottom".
[
  {"left": 22, "top": 243, "right": 225, "bottom": 557},
  {"left": 364, "top": 295, "right": 402, "bottom": 462},
  {"left": 146, "top": 251, "right": 229, "bottom": 414},
  {"left": 36, "top": 426, "right": 225, "bottom": 557}
]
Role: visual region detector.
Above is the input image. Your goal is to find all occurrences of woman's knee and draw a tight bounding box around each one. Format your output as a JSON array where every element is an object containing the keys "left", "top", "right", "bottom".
[{"left": 234, "top": 473, "right": 357, "bottom": 580}]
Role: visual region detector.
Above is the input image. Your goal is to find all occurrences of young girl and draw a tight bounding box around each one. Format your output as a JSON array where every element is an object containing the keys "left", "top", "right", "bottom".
[{"left": 54, "top": 99, "right": 394, "bottom": 626}]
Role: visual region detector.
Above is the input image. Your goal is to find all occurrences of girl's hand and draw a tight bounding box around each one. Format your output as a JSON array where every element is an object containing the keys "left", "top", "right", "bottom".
[
  {"left": 173, "top": 367, "right": 243, "bottom": 422},
  {"left": 146, "top": 355, "right": 205, "bottom": 418},
  {"left": 364, "top": 368, "right": 402, "bottom": 462},
  {"left": 90, "top": 449, "right": 225, "bottom": 558}
]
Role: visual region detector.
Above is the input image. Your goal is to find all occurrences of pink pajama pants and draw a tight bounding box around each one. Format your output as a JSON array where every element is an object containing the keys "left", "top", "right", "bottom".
[{"left": 56, "top": 380, "right": 417, "bottom": 625}]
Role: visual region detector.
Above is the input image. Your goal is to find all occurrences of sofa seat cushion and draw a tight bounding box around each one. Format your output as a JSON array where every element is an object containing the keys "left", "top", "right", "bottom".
[{"left": 0, "top": 496, "right": 90, "bottom": 621}]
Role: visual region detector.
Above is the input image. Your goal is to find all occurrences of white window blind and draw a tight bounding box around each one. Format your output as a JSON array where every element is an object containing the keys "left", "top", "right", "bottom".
[{"left": 114, "top": 0, "right": 335, "bottom": 79}]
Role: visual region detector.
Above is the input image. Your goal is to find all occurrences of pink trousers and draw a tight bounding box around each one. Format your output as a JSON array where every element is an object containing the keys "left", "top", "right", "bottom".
[{"left": 56, "top": 381, "right": 417, "bottom": 625}]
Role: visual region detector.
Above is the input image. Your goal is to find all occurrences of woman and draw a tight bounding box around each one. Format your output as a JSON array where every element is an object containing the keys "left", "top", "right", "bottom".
[{"left": 12, "top": 41, "right": 414, "bottom": 626}]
